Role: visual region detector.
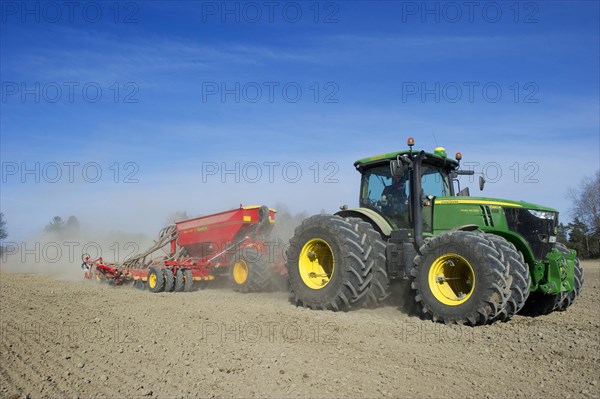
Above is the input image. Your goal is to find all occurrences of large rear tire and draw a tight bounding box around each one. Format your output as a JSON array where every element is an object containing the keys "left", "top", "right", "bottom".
[
  {"left": 412, "top": 231, "right": 509, "bottom": 325},
  {"left": 286, "top": 214, "right": 372, "bottom": 311},
  {"left": 231, "top": 247, "right": 272, "bottom": 293},
  {"left": 346, "top": 217, "right": 389, "bottom": 307}
]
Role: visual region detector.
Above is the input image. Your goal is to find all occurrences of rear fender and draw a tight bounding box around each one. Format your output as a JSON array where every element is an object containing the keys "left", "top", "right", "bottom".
[{"left": 335, "top": 208, "right": 392, "bottom": 237}]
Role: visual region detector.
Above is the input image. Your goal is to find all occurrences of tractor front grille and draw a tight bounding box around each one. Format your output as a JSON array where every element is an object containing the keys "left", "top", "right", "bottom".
[{"left": 504, "top": 208, "right": 556, "bottom": 260}]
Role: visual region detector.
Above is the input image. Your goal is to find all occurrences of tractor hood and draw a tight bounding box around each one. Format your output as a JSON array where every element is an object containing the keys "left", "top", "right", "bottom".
[
  {"left": 434, "top": 196, "right": 557, "bottom": 213},
  {"left": 432, "top": 196, "right": 559, "bottom": 263}
]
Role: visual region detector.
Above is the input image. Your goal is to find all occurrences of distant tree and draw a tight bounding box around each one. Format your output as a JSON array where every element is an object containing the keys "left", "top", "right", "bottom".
[
  {"left": 65, "top": 216, "right": 81, "bottom": 234},
  {"left": 568, "top": 170, "right": 600, "bottom": 233},
  {"left": 557, "top": 222, "right": 569, "bottom": 245},
  {"left": 0, "top": 212, "right": 7, "bottom": 241},
  {"left": 566, "top": 171, "right": 600, "bottom": 258},
  {"left": 45, "top": 216, "right": 65, "bottom": 233},
  {"left": 567, "top": 218, "right": 591, "bottom": 258},
  {"left": 0, "top": 213, "right": 7, "bottom": 255}
]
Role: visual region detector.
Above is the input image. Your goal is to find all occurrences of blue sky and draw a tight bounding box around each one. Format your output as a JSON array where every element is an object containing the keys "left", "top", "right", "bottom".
[{"left": 1, "top": 0, "right": 599, "bottom": 240}]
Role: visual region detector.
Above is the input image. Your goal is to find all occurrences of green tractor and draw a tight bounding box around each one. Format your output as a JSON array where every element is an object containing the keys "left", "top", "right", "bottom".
[{"left": 286, "top": 138, "right": 584, "bottom": 325}]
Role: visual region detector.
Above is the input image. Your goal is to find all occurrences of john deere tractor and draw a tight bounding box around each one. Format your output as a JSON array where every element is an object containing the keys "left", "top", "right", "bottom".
[{"left": 286, "top": 138, "right": 584, "bottom": 325}]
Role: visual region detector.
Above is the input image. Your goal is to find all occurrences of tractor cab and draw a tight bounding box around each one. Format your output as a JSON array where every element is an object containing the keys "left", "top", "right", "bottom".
[
  {"left": 358, "top": 155, "right": 454, "bottom": 230},
  {"left": 354, "top": 140, "right": 469, "bottom": 235}
]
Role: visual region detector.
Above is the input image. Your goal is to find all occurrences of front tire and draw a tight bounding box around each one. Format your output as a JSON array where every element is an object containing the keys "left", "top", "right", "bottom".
[
  {"left": 519, "top": 292, "right": 559, "bottom": 316},
  {"left": 555, "top": 243, "right": 584, "bottom": 311},
  {"left": 486, "top": 235, "right": 531, "bottom": 321},
  {"left": 412, "top": 231, "right": 509, "bottom": 325},
  {"left": 286, "top": 214, "right": 372, "bottom": 311}
]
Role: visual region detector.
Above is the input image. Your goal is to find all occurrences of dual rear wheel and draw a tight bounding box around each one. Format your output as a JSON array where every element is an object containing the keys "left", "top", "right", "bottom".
[{"left": 286, "top": 214, "right": 388, "bottom": 311}]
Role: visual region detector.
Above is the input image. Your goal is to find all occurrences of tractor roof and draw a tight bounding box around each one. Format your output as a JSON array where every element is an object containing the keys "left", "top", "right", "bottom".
[{"left": 354, "top": 149, "right": 460, "bottom": 169}]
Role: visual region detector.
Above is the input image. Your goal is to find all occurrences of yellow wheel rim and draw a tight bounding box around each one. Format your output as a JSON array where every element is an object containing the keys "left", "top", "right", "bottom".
[
  {"left": 149, "top": 272, "right": 157, "bottom": 289},
  {"left": 233, "top": 260, "right": 249, "bottom": 285},
  {"left": 299, "top": 239, "right": 334, "bottom": 290},
  {"left": 428, "top": 253, "right": 475, "bottom": 306}
]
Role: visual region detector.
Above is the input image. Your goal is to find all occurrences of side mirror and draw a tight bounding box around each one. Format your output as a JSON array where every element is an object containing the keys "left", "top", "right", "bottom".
[
  {"left": 390, "top": 160, "right": 404, "bottom": 177},
  {"left": 479, "top": 176, "right": 486, "bottom": 191},
  {"left": 454, "top": 169, "right": 475, "bottom": 176}
]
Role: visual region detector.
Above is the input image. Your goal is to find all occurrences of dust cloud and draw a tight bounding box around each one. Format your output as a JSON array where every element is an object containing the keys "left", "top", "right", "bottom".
[
  {"left": 270, "top": 203, "right": 308, "bottom": 247},
  {"left": 0, "top": 203, "right": 311, "bottom": 283},
  {"left": 0, "top": 226, "right": 154, "bottom": 281}
]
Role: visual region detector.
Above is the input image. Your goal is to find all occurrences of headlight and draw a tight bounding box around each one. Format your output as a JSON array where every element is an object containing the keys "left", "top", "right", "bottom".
[{"left": 527, "top": 210, "right": 556, "bottom": 220}]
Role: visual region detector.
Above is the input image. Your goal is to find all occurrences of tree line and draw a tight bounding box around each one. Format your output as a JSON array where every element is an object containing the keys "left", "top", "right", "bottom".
[
  {"left": 43, "top": 215, "right": 81, "bottom": 235},
  {"left": 557, "top": 171, "right": 600, "bottom": 259}
]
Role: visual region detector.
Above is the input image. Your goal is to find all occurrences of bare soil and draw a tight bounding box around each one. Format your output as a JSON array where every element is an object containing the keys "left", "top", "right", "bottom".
[{"left": 1, "top": 261, "right": 599, "bottom": 399}]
